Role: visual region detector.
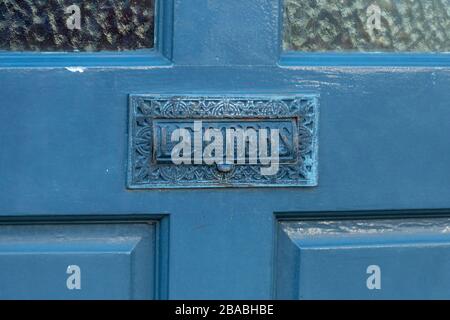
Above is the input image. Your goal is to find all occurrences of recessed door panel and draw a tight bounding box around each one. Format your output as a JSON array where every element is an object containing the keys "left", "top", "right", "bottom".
[
  {"left": 276, "top": 217, "right": 450, "bottom": 300},
  {"left": 0, "top": 223, "right": 158, "bottom": 300}
]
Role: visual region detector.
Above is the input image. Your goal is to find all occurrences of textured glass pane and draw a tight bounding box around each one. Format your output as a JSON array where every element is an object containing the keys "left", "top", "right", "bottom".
[
  {"left": 284, "top": 0, "right": 450, "bottom": 52},
  {"left": 0, "top": 0, "right": 155, "bottom": 51}
]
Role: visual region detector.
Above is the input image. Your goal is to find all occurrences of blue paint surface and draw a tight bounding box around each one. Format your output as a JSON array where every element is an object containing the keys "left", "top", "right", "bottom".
[
  {"left": 0, "top": 223, "right": 160, "bottom": 299},
  {"left": 276, "top": 218, "right": 450, "bottom": 299},
  {"left": 0, "top": 0, "right": 449, "bottom": 299}
]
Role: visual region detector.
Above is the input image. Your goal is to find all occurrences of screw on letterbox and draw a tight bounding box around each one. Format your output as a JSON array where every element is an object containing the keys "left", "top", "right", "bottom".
[{"left": 216, "top": 163, "right": 234, "bottom": 173}]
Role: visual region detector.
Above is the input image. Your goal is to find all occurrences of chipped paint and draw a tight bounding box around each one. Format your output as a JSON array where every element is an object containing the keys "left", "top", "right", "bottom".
[{"left": 65, "top": 67, "right": 85, "bottom": 73}]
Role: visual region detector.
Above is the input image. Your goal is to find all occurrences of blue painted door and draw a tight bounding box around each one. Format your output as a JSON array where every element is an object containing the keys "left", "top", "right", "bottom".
[{"left": 1, "top": 0, "right": 450, "bottom": 300}]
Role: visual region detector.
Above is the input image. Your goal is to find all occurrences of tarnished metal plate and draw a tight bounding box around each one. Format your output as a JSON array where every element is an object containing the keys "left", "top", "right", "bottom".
[{"left": 127, "top": 95, "right": 319, "bottom": 189}]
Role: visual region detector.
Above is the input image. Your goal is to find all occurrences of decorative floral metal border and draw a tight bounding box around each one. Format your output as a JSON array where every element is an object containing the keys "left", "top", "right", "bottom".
[{"left": 127, "top": 95, "right": 319, "bottom": 189}]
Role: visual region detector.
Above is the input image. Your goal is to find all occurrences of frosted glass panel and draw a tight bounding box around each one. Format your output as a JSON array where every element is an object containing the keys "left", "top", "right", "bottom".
[
  {"left": 0, "top": 0, "right": 155, "bottom": 51},
  {"left": 284, "top": 0, "right": 450, "bottom": 52}
]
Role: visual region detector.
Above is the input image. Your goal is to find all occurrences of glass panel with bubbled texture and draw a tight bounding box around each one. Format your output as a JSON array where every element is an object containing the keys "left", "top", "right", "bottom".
[
  {"left": 0, "top": 0, "right": 154, "bottom": 51},
  {"left": 284, "top": 0, "right": 450, "bottom": 52}
]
